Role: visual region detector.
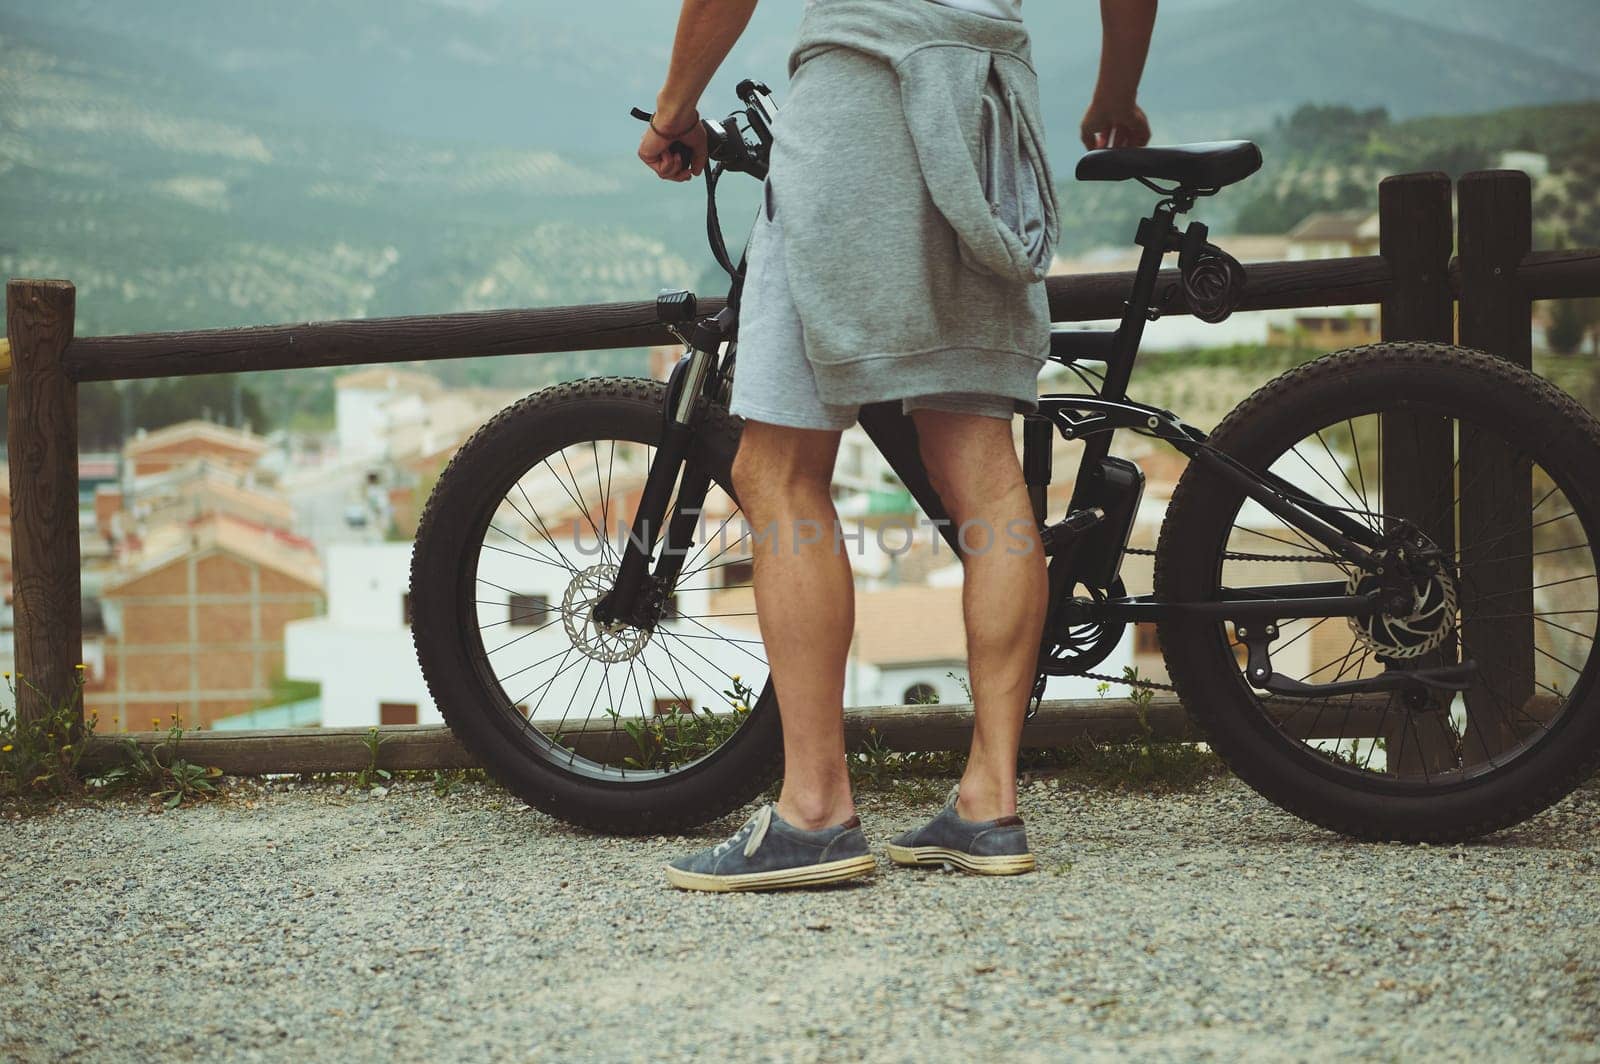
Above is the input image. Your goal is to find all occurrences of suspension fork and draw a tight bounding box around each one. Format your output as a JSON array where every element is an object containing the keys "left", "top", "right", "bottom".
[{"left": 592, "top": 315, "right": 730, "bottom": 627}]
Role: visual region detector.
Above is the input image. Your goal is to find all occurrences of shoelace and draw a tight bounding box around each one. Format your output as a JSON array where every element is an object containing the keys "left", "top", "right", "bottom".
[{"left": 711, "top": 804, "right": 773, "bottom": 860}]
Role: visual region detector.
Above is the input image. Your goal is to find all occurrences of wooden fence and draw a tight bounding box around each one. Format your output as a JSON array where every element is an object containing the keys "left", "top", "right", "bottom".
[{"left": 6, "top": 168, "right": 1600, "bottom": 775}]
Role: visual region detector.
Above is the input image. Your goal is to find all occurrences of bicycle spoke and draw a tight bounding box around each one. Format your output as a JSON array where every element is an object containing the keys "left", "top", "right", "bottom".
[
  {"left": 482, "top": 612, "right": 566, "bottom": 654},
  {"left": 484, "top": 526, "right": 569, "bottom": 571},
  {"left": 540, "top": 453, "right": 609, "bottom": 561},
  {"left": 1306, "top": 433, "right": 1381, "bottom": 534},
  {"left": 511, "top": 645, "right": 579, "bottom": 723},
  {"left": 593, "top": 439, "right": 618, "bottom": 567},
  {"left": 508, "top": 481, "right": 584, "bottom": 575},
  {"left": 677, "top": 513, "right": 753, "bottom": 583},
  {"left": 1346, "top": 417, "right": 1371, "bottom": 515}
]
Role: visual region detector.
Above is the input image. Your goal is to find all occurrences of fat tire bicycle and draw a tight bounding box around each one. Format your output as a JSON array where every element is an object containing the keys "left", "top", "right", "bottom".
[{"left": 410, "top": 81, "right": 1600, "bottom": 840}]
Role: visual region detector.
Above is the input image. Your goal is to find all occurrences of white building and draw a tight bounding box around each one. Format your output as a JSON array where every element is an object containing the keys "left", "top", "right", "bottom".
[
  {"left": 1498, "top": 150, "right": 1549, "bottom": 181},
  {"left": 285, "top": 541, "right": 434, "bottom": 726},
  {"left": 333, "top": 368, "right": 441, "bottom": 462}
]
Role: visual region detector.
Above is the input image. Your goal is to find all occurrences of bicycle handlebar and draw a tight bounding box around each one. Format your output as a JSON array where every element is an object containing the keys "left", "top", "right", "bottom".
[
  {"left": 630, "top": 80, "right": 779, "bottom": 284},
  {"left": 630, "top": 78, "right": 776, "bottom": 181}
]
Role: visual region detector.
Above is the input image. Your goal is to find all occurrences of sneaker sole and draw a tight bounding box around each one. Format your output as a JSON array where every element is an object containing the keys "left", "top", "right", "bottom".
[
  {"left": 664, "top": 854, "right": 878, "bottom": 893},
  {"left": 884, "top": 843, "right": 1036, "bottom": 876}
]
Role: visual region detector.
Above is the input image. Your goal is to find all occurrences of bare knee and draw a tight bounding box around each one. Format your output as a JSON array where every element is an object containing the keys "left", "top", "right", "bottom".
[{"left": 731, "top": 421, "right": 840, "bottom": 517}]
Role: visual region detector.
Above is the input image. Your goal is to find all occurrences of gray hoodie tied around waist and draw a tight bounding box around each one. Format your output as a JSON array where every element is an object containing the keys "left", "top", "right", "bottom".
[{"left": 765, "top": 0, "right": 1061, "bottom": 412}]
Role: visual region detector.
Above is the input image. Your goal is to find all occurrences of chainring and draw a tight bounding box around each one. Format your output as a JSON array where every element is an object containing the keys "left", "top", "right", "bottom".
[{"left": 1044, "top": 578, "right": 1128, "bottom": 676}]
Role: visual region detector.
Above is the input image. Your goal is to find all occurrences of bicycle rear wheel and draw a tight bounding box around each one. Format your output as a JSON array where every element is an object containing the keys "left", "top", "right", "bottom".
[
  {"left": 410, "top": 376, "right": 782, "bottom": 833},
  {"left": 1155, "top": 342, "right": 1600, "bottom": 841}
]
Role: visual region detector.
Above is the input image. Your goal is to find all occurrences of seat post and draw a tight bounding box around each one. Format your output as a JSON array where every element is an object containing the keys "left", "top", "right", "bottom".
[
  {"left": 1063, "top": 198, "right": 1181, "bottom": 517},
  {"left": 1101, "top": 199, "right": 1180, "bottom": 402}
]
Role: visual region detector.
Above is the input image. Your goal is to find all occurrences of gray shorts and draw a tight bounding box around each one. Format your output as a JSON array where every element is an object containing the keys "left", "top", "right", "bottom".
[{"left": 727, "top": 178, "right": 1015, "bottom": 432}]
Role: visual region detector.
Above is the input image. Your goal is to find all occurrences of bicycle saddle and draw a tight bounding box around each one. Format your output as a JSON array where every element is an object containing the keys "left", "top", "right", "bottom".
[{"left": 1075, "top": 140, "right": 1262, "bottom": 189}]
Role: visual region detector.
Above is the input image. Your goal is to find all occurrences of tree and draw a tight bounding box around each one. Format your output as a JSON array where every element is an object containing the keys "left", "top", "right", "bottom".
[
  {"left": 1547, "top": 299, "right": 1587, "bottom": 356},
  {"left": 1546, "top": 298, "right": 1600, "bottom": 357}
]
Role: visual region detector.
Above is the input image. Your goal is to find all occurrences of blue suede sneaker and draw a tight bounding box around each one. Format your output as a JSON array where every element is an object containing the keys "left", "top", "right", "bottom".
[
  {"left": 665, "top": 804, "right": 877, "bottom": 892},
  {"left": 885, "top": 784, "right": 1035, "bottom": 876}
]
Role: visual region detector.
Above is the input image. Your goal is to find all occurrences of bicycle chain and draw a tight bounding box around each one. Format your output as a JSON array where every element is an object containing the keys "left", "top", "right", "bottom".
[
  {"left": 1076, "top": 669, "right": 1179, "bottom": 693},
  {"left": 1122, "top": 546, "right": 1340, "bottom": 564},
  {"left": 1067, "top": 546, "right": 1340, "bottom": 693}
]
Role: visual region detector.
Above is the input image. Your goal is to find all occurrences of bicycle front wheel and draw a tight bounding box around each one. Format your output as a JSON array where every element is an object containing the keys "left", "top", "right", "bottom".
[
  {"left": 1155, "top": 342, "right": 1600, "bottom": 841},
  {"left": 410, "top": 376, "right": 782, "bottom": 833}
]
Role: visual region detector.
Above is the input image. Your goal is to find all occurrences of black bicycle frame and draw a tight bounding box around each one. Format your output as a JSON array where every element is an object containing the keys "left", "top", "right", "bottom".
[{"left": 609, "top": 189, "right": 1389, "bottom": 639}]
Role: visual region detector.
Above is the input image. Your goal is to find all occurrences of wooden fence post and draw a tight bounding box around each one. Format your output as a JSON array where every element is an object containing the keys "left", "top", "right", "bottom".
[
  {"left": 5, "top": 279, "right": 83, "bottom": 730},
  {"left": 1377, "top": 173, "right": 1457, "bottom": 773},
  {"left": 1455, "top": 171, "right": 1536, "bottom": 764}
]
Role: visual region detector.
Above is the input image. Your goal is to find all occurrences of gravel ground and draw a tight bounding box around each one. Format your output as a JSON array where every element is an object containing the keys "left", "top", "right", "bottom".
[{"left": 2, "top": 775, "right": 1597, "bottom": 1063}]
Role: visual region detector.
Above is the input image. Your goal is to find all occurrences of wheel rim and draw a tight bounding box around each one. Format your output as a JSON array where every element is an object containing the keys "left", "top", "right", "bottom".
[{"left": 1206, "top": 399, "right": 1598, "bottom": 790}]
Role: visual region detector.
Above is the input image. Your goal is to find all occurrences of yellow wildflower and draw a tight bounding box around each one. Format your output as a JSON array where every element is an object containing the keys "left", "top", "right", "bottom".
[{"left": 1, "top": 744, "right": 12, "bottom": 753}]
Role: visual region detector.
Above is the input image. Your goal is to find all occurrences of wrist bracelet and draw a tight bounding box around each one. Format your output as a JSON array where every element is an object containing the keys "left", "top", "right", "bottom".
[{"left": 650, "top": 112, "right": 699, "bottom": 139}]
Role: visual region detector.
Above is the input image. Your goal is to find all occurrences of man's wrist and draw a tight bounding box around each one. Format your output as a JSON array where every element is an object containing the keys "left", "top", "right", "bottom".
[
  {"left": 1090, "top": 83, "right": 1137, "bottom": 111},
  {"left": 653, "top": 94, "right": 700, "bottom": 134}
]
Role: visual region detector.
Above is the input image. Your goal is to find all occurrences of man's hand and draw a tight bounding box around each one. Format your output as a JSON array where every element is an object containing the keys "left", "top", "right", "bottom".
[
  {"left": 1082, "top": 0, "right": 1157, "bottom": 152},
  {"left": 639, "top": 109, "right": 708, "bottom": 182},
  {"left": 1080, "top": 96, "right": 1151, "bottom": 151}
]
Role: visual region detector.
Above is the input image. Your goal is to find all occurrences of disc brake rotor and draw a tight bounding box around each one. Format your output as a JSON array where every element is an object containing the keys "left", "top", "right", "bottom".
[
  {"left": 563, "top": 563, "right": 652, "bottom": 663},
  {"left": 1345, "top": 566, "right": 1457, "bottom": 660}
]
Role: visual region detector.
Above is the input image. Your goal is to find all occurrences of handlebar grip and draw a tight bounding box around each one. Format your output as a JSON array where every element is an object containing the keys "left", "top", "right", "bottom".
[{"left": 629, "top": 106, "right": 698, "bottom": 172}]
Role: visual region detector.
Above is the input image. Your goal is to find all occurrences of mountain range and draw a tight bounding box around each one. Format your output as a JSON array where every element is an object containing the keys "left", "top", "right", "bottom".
[
  {"left": 2, "top": 0, "right": 1596, "bottom": 346},
  {"left": 17, "top": 0, "right": 1599, "bottom": 155}
]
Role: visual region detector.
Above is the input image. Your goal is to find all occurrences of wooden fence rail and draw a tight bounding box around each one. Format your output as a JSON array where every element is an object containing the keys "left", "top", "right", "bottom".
[
  {"left": 80, "top": 695, "right": 1432, "bottom": 776},
  {"left": 7, "top": 168, "right": 1600, "bottom": 771},
  {"left": 46, "top": 248, "right": 1598, "bottom": 383}
]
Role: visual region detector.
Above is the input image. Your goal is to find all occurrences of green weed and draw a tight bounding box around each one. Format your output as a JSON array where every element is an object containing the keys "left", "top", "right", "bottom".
[
  {"left": 0, "top": 668, "right": 93, "bottom": 798},
  {"left": 355, "top": 727, "right": 392, "bottom": 790},
  {"left": 611, "top": 673, "right": 759, "bottom": 771},
  {"left": 1047, "top": 666, "right": 1227, "bottom": 792},
  {"left": 98, "top": 718, "right": 224, "bottom": 810}
]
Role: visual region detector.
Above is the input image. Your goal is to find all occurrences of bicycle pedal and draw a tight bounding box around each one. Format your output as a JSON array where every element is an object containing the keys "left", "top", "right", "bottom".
[{"left": 1039, "top": 507, "right": 1104, "bottom": 557}]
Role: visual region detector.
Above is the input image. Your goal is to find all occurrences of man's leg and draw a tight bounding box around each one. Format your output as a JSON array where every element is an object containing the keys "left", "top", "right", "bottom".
[
  {"left": 731, "top": 418, "right": 856, "bottom": 830},
  {"left": 910, "top": 409, "right": 1047, "bottom": 821}
]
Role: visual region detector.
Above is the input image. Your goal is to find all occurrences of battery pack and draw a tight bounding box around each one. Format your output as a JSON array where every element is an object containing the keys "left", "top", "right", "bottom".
[{"left": 1075, "top": 456, "right": 1145, "bottom": 589}]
